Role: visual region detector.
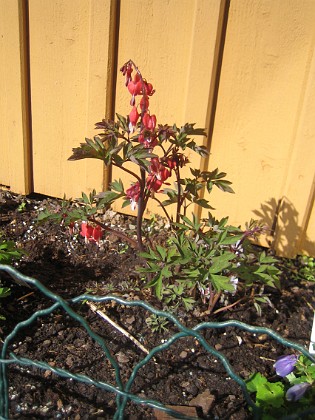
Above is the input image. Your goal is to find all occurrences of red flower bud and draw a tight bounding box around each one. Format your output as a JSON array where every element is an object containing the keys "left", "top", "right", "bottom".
[
  {"left": 120, "top": 63, "right": 133, "bottom": 86},
  {"left": 144, "top": 82, "right": 155, "bottom": 96}
]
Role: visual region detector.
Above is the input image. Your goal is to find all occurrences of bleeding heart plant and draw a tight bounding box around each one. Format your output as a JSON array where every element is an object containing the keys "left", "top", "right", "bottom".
[
  {"left": 66, "top": 59, "right": 234, "bottom": 251},
  {"left": 38, "top": 60, "right": 281, "bottom": 314}
]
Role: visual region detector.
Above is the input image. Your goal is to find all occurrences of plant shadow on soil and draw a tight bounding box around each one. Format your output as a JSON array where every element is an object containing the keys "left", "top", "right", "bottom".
[{"left": 0, "top": 191, "right": 315, "bottom": 419}]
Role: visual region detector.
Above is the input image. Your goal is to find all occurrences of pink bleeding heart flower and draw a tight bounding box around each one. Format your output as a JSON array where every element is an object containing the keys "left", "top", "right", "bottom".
[
  {"left": 143, "top": 113, "right": 157, "bottom": 131},
  {"left": 92, "top": 225, "right": 103, "bottom": 243},
  {"left": 150, "top": 157, "right": 171, "bottom": 181},
  {"left": 129, "top": 106, "right": 139, "bottom": 133},
  {"left": 146, "top": 174, "right": 163, "bottom": 192},
  {"left": 128, "top": 73, "right": 142, "bottom": 106},
  {"left": 126, "top": 182, "right": 141, "bottom": 210},
  {"left": 80, "top": 222, "right": 103, "bottom": 244}
]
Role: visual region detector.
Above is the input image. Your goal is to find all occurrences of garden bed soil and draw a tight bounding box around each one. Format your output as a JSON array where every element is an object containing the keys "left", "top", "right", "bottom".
[{"left": 0, "top": 190, "right": 314, "bottom": 419}]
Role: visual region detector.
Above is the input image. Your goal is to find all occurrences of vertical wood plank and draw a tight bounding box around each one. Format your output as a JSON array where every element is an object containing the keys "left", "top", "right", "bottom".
[
  {"left": 29, "top": 0, "right": 117, "bottom": 198},
  {"left": 0, "top": 0, "right": 31, "bottom": 194},
  {"left": 18, "top": 0, "right": 33, "bottom": 194},
  {"left": 275, "top": 41, "right": 315, "bottom": 256}
]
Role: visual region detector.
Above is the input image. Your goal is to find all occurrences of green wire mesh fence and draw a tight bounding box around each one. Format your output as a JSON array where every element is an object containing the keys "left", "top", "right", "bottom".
[{"left": 1, "top": 264, "right": 314, "bottom": 420}]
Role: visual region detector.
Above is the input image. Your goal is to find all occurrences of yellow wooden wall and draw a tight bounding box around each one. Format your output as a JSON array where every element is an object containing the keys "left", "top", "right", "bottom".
[{"left": 0, "top": 0, "right": 314, "bottom": 258}]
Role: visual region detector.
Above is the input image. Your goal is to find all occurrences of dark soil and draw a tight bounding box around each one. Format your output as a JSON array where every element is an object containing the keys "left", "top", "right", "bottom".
[{"left": 0, "top": 190, "right": 314, "bottom": 419}]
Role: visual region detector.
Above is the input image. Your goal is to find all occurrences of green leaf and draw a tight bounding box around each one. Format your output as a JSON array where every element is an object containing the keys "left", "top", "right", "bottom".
[
  {"left": 190, "top": 168, "right": 201, "bottom": 177},
  {"left": 246, "top": 373, "right": 285, "bottom": 409},
  {"left": 37, "top": 209, "right": 62, "bottom": 223},
  {"left": 257, "top": 382, "right": 284, "bottom": 409},
  {"left": 122, "top": 199, "right": 131, "bottom": 208},
  {"left": 259, "top": 252, "right": 278, "bottom": 264},
  {"left": 210, "top": 274, "right": 235, "bottom": 292},
  {"left": 81, "top": 192, "right": 90, "bottom": 204},
  {"left": 220, "top": 234, "right": 244, "bottom": 245},
  {"left": 0, "top": 287, "right": 11, "bottom": 298},
  {"left": 208, "top": 253, "right": 235, "bottom": 274},
  {"left": 116, "top": 113, "right": 129, "bottom": 131},
  {"left": 161, "top": 196, "right": 178, "bottom": 207},
  {"left": 0, "top": 240, "right": 24, "bottom": 264},
  {"left": 155, "top": 245, "right": 167, "bottom": 261},
  {"left": 246, "top": 372, "right": 268, "bottom": 393},
  {"left": 254, "top": 272, "right": 277, "bottom": 287},
  {"left": 215, "top": 180, "right": 234, "bottom": 193},
  {"left": 181, "top": 268, "right": 201, "bottom": 279},
  {"left": 146, "top": 274, "right": 163, "bottom": 299},
  {"left": 68, "top": 138, "right": 109, "bottom": 163},
  {"left": 193, "top": 198, "right": 214, "bottom": 209},
  {"left": 182, "top": 297, "right": 195, "bottom": 311},
  {"left": 110, "top": 179, "right": 124, "bottom": 193},
  {"left": 98, "top": 191, "right": 123, "bottom": 206},
  {"left": 85, "top": 137, "right": 100, "bottom": 151},
  {"left": 139, "top": 248, "right": 159, "bottom": 261},
  {"left": 127, "top": 143, "right": 158, "bottom": 167},
  {"left": 138, "top": 264, "right": 160, "bottom": 274},
  {"left": 94, "top": 136, "right": 106, "bottom": 150},
  {"left": 161, "top": 265, "right": 173, "bottom": 279}
]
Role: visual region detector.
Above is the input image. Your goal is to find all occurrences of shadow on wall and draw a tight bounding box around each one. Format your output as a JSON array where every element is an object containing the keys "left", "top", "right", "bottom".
[{"left": 253, "top": 198, "right": 315, "bottom": 258}]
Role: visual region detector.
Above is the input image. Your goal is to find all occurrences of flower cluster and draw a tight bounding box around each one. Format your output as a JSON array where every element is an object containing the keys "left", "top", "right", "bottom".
[
  {"left": 121, "top": 62, "right": 155, "bottom": 137},
  {"left": 80, "top": 221, "right": 102, "bottom": 244},
  {"left": 274, "top": 354, "right": 312, "bottom": 402},
  {"left": 120, "top": 61, "right": 181, "bottom": 211}
]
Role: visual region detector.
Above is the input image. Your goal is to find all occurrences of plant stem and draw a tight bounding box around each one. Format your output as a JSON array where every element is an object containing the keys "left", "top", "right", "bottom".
[
  {"left": 112, "top": 162, "right": 142, "bottom": 184},
  {"left": 212, "top": 297, "right": 247, "bottom": 315},
  {"left": 208, "top": 291, "right": 221, "bottom": 314},
  {"left": 175, "top": 166, "right": 182, "bottom": 224},
  {"left": 136, "top": 168, "right": 147, "bottom": 251}
]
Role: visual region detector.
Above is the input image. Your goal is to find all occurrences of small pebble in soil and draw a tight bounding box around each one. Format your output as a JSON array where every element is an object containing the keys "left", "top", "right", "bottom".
[{"left": 236, "top": 335, "right": 243, "bottom": 345}]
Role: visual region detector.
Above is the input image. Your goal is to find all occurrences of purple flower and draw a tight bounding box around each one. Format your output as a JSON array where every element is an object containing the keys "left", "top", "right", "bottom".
[
  {"left": 274, "top": 354, "right": 298, "bottom": 377},
  {"left": 286, "top": 382, "right": 311, "bottom": 402}
]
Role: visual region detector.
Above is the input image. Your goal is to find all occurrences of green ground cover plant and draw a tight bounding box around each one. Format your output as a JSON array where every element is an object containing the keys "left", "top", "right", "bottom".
[{"left": 246, "top": 353, "right": 315, "bottom": 419}]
